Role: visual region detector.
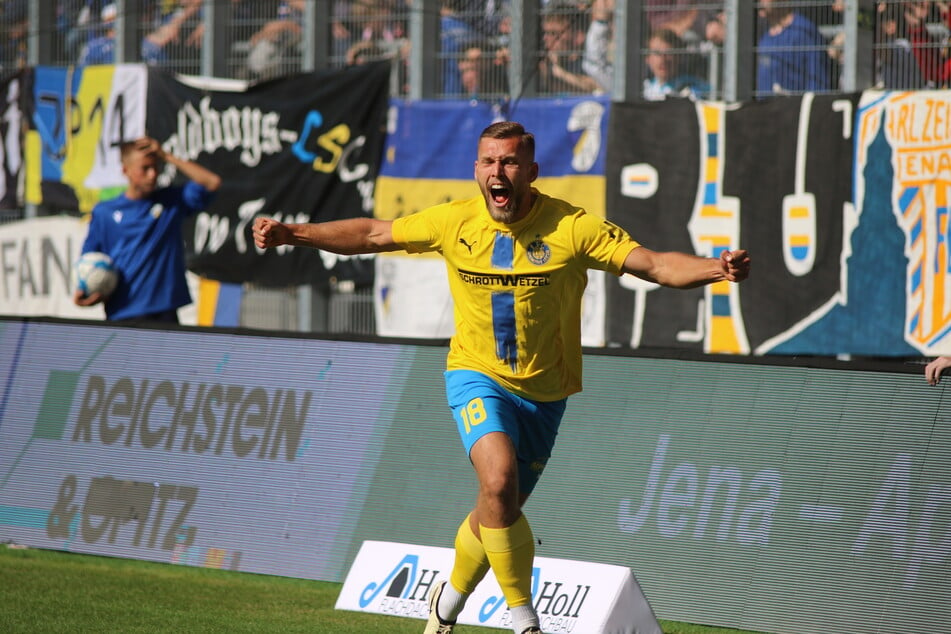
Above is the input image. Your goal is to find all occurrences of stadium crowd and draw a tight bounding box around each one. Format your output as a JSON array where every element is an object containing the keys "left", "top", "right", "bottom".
[{"left": 3, "top": 1, "right": 950, "bottom": 99}]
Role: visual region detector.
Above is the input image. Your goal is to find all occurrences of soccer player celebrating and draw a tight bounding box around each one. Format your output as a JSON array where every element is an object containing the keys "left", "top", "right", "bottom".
[{"left": 253, "top": 121, "right": 750, "bottom": 634}]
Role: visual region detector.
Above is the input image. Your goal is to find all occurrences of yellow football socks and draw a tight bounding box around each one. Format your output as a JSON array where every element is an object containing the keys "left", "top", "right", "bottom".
[
  {"left": 449, "top": 513, "right": 490, "bottom": 595},
  {"left": 480, "top": 514, "right": 535, "bottom": 608}
]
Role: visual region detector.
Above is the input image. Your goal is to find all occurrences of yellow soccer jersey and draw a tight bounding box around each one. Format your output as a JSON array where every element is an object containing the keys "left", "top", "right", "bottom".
[{"left": 391, "top": 190, "right": 639, "bottom": 401}]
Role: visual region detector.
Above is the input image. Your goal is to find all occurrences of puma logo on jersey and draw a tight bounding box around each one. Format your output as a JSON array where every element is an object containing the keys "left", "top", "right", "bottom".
[{"left": 459, "top": 238, "right": 476, "bottom": 254}]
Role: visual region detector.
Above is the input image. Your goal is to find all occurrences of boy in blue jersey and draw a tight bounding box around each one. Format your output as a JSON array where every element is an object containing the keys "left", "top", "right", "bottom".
[
  {"left": 253, "top": 121, "right": 750, "bottom": 634},
  {"left": 74, "top": 136, "right": 221, "bottom": 322}
]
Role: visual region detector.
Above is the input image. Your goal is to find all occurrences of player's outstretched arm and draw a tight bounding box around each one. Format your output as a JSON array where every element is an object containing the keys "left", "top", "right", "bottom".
[
  {"left": 622, "top": 246, "right": 750, "bottom": 289},
  {"left": 253, "top": 216, "right": 401, "bottom": 255},
  {"left": 925, "top": 356, "right": 951, "bottom": 385}
]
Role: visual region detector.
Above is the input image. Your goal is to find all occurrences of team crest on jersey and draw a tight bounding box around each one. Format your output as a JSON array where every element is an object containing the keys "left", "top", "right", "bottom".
[
  {"left": 150, "top": 204, "right": 164, "bottom": 219},
  {"left": 526, "top": 235, "right": 551, "bottom": 265}
]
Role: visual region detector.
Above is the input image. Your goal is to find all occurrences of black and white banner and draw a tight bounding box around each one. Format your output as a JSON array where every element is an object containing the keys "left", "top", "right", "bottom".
[
  {"left": 605, "top": 94, "right": 859, "bottom": 354},
  {"left": 0, "top": 71, "right": 22, "bottom": 210},
  {"left": 146, "top": 62, "right": 390, "bottom": 286}
]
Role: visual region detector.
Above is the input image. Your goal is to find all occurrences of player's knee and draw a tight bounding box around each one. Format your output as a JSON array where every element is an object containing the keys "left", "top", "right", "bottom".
[{"left": 479, "top": 469, "right": 518, "bottom": 502}]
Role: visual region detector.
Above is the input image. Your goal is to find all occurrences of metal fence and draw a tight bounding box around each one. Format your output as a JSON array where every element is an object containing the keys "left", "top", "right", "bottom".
[
  {"left": 3, "top": 0, "right": 939, "bottom": 333},
  {"left": 8, "top": 1, "right": 911, "bottom": 101},
  {"left": 238, "top": 282, "right": 376, "bottom": 335}
]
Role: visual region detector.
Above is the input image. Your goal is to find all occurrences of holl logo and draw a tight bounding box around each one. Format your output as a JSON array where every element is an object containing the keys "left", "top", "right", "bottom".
[{"left": 359, "top": 554, "right": 440, "bottom": 607}]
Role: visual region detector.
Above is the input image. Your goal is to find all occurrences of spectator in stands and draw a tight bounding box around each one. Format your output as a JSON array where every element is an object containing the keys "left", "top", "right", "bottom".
[
  {"left": 246, "top": 0, "right": 306, "bottom": 80},
  {"left": 538, "top": 0, "right": 602, "bottom": 94},
  {"left": 58, "top": 0, "right": 98, "bottom": 62},
  {"left": 583, "top": 0, "right": 614, "bottom": 93},
  {"left": 756, "top": 0, "right": 831, "bottom": 94},
  {"left": 483, "top": 0, "right": 512, "bottom": 62},
  {"left": 352, "top": 0, "right": 408, "bottom": 53},
  {"left": 335, "top": 0, "right": 408, "bottom": 73},
  {"left": 645, "top": 0, "right": 718, "bottom": 43},
  {"left": 218, "top": 0, "right": 264, "bottom": 77},
  {"left": 459, "top": 45, "right": 487, "bottom": 97},
  {"left": 1, "top": 0, "right": 28, "bottom": 73},
  {"left": 904, "top": 0, "right": 946, "bottom": 87},
  {"left": 705, "top": 10, "right": 726, "bottom": 46},
  {"left": 926, "top": 356, "right": 951, "bottom": 384},
  {"left": 699, "top": 10, "right": 726, "bottom": 94},
  {"left": 643, "top": 28, "right": 710, "bottom": 100},
  {"left": 697, "top": 11, "right": 726, "bottom": 99},
  {"left": 340, "top": 0, "right": 409, "bottom": 93},
  {"left": 346, "top": 40, "right": 390, "bottom": 65},
  {"left": 464, "top": 2, "right": 513, "bottom": 92},
  {"left": 453, "top": 3, "right": 513, "bottom": 98},
  {"left": 75, "top": 0, "right": 203, "bottom": 70},
  {"left": 822, "top": 0, "right": 848, "bottom": 90},
  {"left": 331, "top": 0, "right": 355, "bottom": 62},
  {"left": 77, "top": 2, "right": 117, "bottom": 65},
  {"left": 876, "top": 1, "right": 926, "bottom": 89},
  {"left": 794, "top": 0, "right": 844, "bottom": 34},
  {"left": 441, "top": 0, "right": 479, "bottom": 95},
  {"left": 74, "top": 137, "right": 221, "bottom": 323},
  {"left": 141, "top": 0, "right": 203, "bottom": 70},
  {"left": 458, "top": 43, "right": 508, "bottom": 98},
  {"left": 483, "top": 0, "right": 510, "bottom": 36}
]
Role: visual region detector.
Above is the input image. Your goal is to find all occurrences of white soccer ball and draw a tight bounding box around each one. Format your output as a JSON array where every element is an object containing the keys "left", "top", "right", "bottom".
[{"left": 72, "top": 251, "right": 119, "bottom": 298}]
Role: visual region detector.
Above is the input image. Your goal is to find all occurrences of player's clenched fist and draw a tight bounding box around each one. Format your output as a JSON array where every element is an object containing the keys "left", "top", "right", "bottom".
[
  {"left": 720, "top": 249, "right": 750, "bottom": 282},
  {"left": 253, "top": 217, "right": 291, "bottom": 249}
]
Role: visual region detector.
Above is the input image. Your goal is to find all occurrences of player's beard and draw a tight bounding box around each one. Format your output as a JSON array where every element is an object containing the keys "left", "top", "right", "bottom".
[
  {"left": 487, "top": 203, "right": 519, "bottom": 224},
  {"left": 481, "top": 182, "right": 529, "bottom": 224}
]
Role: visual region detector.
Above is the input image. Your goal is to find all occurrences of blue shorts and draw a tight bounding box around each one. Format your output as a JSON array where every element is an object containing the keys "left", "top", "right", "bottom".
[{"left": 444, "top": 370, "right": 567, "bottom": 497}]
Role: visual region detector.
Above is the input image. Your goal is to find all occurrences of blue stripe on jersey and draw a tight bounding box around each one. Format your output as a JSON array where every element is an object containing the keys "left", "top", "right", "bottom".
[
  {"left": 491, "top": 232, "right": 517, "bottom": 369},
  {"left": 492, "top": 232, "right": 514, "bottom": 269},
  {"left": 492, "top": 291, "right": 517, "bottom": 370}
]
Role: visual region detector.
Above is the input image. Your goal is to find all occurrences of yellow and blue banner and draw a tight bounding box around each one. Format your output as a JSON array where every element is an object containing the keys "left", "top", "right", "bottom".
[
  {"left": 23, "top": 64, "right": 146, "bottom": 213},
  {"left": 195, "top": 278, "right": 242, "bottom": 328},
  {"left": 373, "top": 96, "right": 611, "bottom": 340}
]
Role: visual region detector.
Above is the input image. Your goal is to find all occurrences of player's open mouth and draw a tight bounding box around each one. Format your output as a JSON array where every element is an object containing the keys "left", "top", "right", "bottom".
[{"left": 490, "top": 184, "right": 510, "bottom": 206}]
